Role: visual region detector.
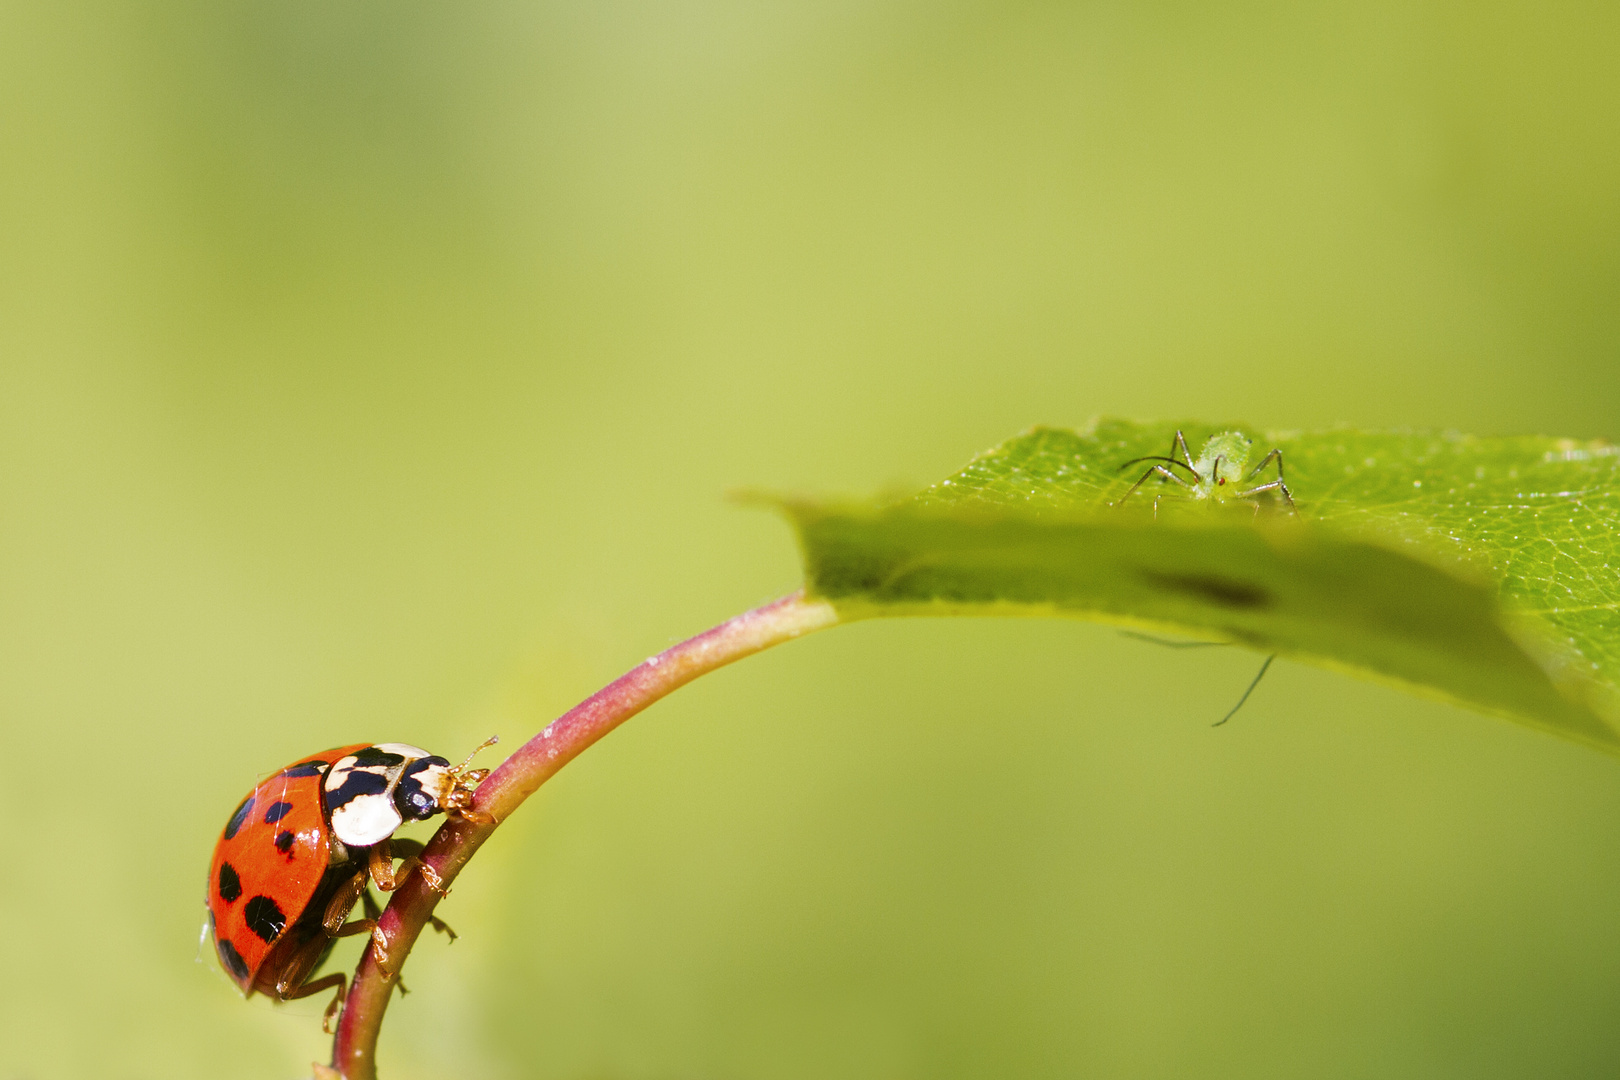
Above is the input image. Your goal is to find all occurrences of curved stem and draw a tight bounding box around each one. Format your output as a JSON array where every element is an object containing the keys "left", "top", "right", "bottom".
[{"left": 328, "top": 592, "right": 840, "bottom": 1079}]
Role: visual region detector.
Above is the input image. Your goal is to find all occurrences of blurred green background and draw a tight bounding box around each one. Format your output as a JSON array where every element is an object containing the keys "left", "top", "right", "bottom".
[{"left": 4, "top": 1, "right": 1620, "bottom": 1077}]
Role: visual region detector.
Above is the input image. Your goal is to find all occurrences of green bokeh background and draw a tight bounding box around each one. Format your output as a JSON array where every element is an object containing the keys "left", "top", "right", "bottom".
[{"left": 4, "top": 2, "right": 1620, "bottom": 1077}]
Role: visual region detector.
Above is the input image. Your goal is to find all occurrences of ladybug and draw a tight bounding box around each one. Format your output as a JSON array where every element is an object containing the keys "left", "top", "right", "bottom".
[{"left": 206, "top": 739, "right": 496, "bottom": 1030}]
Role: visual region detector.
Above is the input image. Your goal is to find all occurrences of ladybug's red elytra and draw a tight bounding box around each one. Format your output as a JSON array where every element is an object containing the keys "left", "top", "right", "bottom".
[{"left": 206, "top": 739, "right": 497, "bottom": 1030}]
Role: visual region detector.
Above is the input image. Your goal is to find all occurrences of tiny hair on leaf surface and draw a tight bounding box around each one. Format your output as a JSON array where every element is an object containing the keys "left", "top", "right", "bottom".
[{"left": 774, "top": 419, "right": 1620, "bottom": 753}]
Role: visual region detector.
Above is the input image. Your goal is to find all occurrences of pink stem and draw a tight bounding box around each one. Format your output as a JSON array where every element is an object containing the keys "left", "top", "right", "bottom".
[{"left": 328, "top": 591, "right": 840, "bottom": 1079}]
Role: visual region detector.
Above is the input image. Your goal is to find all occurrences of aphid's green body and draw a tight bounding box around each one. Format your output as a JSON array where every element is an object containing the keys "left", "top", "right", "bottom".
[
  {"left": 1116, "top": 430, "right": 1295, "bottom": 511},
  {"left": 1185, "top": 431, "right": 1256, "bottom": 499}
]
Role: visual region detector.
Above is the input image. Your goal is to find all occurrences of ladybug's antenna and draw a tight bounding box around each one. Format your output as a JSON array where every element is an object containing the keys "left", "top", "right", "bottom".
[
  {"left": 440, "top": 736, "right": 501, "bottom": 826},
  {"left": 453, "top": 735, "right": 499, "bottom": 775}
]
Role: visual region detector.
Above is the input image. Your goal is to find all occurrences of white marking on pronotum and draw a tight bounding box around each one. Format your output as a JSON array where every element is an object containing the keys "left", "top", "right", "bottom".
[
  {"left": 373, "top": 742, "right": 432, "bottom": 757},
  {"left": 332, "top": 793, "right": 404, "bottom": 847},
  {"left": 325, "top": 744, "right": 436, "bottom": 847}
]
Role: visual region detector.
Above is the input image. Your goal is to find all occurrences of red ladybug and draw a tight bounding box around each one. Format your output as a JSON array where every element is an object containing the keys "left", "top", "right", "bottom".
[{"left": 206, "top": 740, "right": 496, "bottom": 1029}]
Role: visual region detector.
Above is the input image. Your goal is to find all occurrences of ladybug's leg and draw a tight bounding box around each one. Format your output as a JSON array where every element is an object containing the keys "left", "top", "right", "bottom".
[
  {"left": 276, "top": 971, "right": 347, "bottom": 1034},
  {"left": 265, "top": 928, "right": 358, "bottom": 1032},
  {"left": 321, "top": 867, "right": 389, "bottom": 956},
  {"left": 319, "top": 868, "right": 368, "bottom": 934},
  {"left": 366, "top": 840, "right": 460, "bottom": 940},
  {"left": 368, "top": 837, "right": 451, "bottom": 896},
  {"left": 358, "top": 889, "right": 413, "bottom": 995}
]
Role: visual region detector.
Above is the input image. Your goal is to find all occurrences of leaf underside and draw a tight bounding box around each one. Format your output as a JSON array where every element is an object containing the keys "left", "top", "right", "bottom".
[{"left": 775, "top": 420, "right": 1620, "bottom": 755}]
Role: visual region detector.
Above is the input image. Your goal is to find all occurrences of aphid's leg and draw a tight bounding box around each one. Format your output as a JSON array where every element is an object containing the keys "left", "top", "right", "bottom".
[
  {"left": 368, "top": 837, "right": 451, "bottom": 896},
  {"left": 1238, "top": 449, "right": 1296, "bottom": 511},
  {"left": 1235, "top": 479, "right": 1296, "bottom": 512},
  {"left": 1170, "top": 430, "right": 1196, "bottom": 470},
  {"left": 1119, "top": 630, "right": 1229, "bottom": 649},
  {"left": 1116, "top": 464, "right": 1195, "bottom": 507},
  {"left": 1240, "top": 447, "right": 1285, "bottom": 483},
  {"left": 1213, "top": 654, "right": 1275, "bottom": 727}
]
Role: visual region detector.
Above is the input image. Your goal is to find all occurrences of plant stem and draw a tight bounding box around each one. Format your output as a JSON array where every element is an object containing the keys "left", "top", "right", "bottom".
[{"left": 327, "top": 591, "right": 840, "bottom": 1079}]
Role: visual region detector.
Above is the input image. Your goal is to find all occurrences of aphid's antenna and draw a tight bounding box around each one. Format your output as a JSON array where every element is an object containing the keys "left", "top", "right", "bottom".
[
  {"left": 1116, "top": 455, "right": 1199, "bottom": 476},
  {"left": 1213, "top": 654, "right": 1274, "bottom": 727},
  {"left": 1119, "top": 630, "right": 1228, "bottom": 649}
]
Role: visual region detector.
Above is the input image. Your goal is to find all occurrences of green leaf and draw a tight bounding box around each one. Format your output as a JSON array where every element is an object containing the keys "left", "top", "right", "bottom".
[{"left": 775, "top": 420, "right": 1620, "bottom": 754}]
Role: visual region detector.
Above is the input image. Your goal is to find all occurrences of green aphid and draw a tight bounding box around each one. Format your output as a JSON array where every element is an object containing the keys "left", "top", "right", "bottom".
[{"left": 1115, "top": 429, "right": 1295, "bottom": 512}]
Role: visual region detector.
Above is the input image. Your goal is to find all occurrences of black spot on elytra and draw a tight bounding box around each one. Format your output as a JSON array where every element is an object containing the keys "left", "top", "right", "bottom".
[
  {"left": 243, "top": 895, "right": 287, "bottom": 943},
  {"left": 279, "top": 760, "right": 327, "bottom": 779},
  {"left": 223, "top": 796, "right": 254, "bottom": 840},
  {"left": 275, "top": 830, "right": 295, "bottom": 854},
  {"left": 216, "top": 936, "right": 251, "bottom": 982},
  {"left": 217, "top": 862, "right": 243, "bottom": 903},
  {"left": 326, "top": 769, "right": 389, "bottom": 811},
  {"left": 263, "top": 801, "right": 294, "bottom": 824},
  {"left": 1141, "top": 571, "right": 1272, "bottom": 610},
  {"left": 351, "top": 745, "right": 406, "bottom": 768}
]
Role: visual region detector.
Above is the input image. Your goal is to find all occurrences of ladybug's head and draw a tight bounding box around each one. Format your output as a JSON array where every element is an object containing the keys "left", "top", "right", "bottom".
[
  {"left": 393, "top": 755, "right": 454, "bottom": 821},
  {"left": 392, "top": 735, "right": 501, "bottom": 826}
]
